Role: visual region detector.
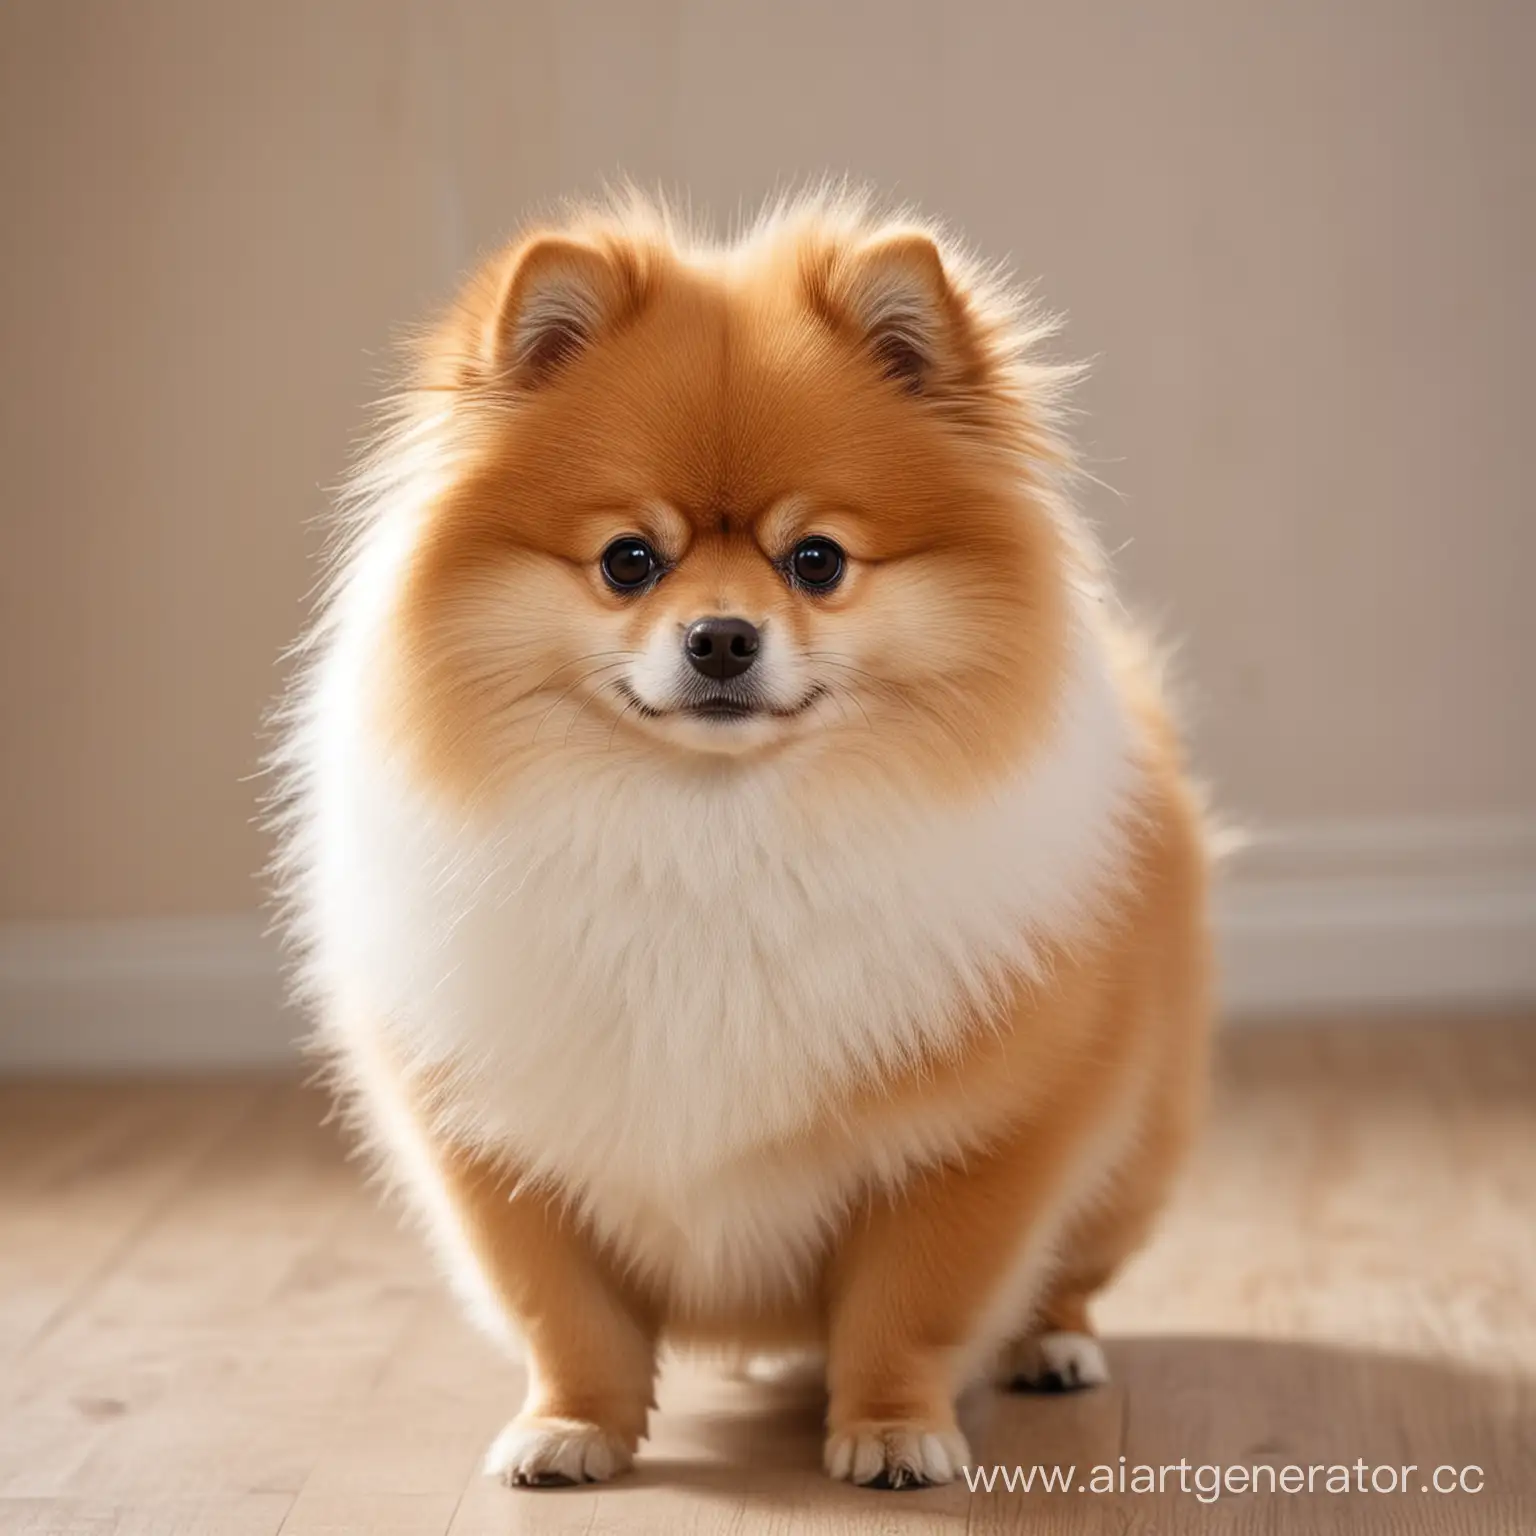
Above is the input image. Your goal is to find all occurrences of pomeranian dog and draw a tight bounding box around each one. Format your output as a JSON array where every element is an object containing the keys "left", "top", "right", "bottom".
[{"left": 274, "top": 189, "right": 1212, "bottom": 1491}]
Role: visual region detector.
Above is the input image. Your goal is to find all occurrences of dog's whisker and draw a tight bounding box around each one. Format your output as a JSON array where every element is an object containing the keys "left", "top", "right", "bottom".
[
  {"left": 829, "top": 682, "right": 875, "bottom": 733},
  {"left": 530, "top": 660, "right": 634, "bottom": 745},
  {"left": 606, "top": 690, "right": 643, "bottom": 751},
  {"left": 520, "top": 650, "right": 641, "bottom": 704},
  {"left": 562, "top": 673, "right": 629, "bottom": 747}
]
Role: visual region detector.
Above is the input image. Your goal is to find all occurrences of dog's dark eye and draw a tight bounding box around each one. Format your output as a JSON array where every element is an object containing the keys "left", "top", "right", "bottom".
[
  {"left": 601, "top": 538, "right": 658, "bottom": 591},
  {"left": 789, "top": 538, "right": 845, "bottom": 591}
]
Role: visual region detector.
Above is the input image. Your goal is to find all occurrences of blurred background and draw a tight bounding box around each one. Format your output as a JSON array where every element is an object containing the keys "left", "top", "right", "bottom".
[{"left": 1, "top": 0, "right": 1532, "bottom": 1068}]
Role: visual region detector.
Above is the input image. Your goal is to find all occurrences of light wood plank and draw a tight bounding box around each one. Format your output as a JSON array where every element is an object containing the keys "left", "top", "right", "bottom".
[
  {"left": 0, "top": 1015, "right": 1531, "bottom": 1534},
  {"left": 0, "top": 1087, "right": 424, "bottom": 1505},
  {"left": 0, "top": 1080, "right": 274, "bottom": 1360},
  {"left": 0, "top": 1494, "right": 292, "bottom": 1536}
]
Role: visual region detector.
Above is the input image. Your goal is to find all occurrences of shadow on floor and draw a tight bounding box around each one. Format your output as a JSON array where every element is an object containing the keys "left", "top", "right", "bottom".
[{"left": 598, "top": 1335, "right": 1535, "bottom": 1531}]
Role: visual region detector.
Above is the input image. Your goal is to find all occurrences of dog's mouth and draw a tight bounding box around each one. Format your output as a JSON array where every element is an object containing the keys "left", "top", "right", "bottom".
[
  {"left": 616, "top": 682, "right": 827, "bottom": 724},
  {"left": 686, "top": 696, "right": 761, "bottom": 721}
]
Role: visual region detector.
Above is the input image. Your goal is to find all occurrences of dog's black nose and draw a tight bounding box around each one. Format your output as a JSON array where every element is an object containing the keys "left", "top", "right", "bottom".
[{"left": 684, "top": 617, "right": 759, "bottom": 681}]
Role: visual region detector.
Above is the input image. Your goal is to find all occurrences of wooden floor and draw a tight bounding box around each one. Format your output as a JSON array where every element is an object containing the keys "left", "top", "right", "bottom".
[{"left": 1, "top": 1018, "right": 1533, "bottom": 1534}]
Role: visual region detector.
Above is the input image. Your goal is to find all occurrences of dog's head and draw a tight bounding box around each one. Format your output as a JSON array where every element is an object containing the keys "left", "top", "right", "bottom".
[{"left": 380, "top": 195, "right": 1082, "bottom": 802}]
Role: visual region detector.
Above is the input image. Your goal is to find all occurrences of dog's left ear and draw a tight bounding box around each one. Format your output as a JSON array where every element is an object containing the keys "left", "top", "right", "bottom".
[{"left": 818, "top": 229, "right": 967, "bottom": 395}]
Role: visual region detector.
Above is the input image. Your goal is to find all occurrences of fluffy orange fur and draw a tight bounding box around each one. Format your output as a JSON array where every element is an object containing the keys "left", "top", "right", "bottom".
[{"left": 286, "top": 191, "right": 1214, "bottom": 1491}]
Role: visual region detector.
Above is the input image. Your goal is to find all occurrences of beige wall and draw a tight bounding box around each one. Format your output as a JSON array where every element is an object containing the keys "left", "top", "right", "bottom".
[{"left": 2, "top": 0, "right": 1532, "bottom": 922}]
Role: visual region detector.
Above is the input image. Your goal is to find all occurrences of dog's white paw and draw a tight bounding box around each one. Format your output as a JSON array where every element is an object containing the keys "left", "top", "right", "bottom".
[
  {"left": 824, "top": 1420, "right": 971, "bottom": 1489},
  {"left": 484, "top": 1415, "right": 633, "bottom": 1487},
  {"left": 1001, "top": 1330, "right": 1110, "bottom": 1393}
]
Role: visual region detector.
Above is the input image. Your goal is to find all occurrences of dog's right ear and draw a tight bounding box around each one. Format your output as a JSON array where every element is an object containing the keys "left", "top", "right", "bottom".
[{"left": 479, "top": 235, "right": 637, "bottom": 387}]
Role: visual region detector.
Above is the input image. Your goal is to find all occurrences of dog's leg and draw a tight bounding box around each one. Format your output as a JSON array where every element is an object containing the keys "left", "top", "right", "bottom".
[
  {"left": 997, "top": 1282, "right": 1111, "bottom": 1392},
  {"left": 822, "top": 1097, "right": 1113, "bottom": 1490},
  {"left": 339, "top": 1037, "right": 658, "bottom": 1486},
  {"left": 999, "top": 1018, "right": 1203, "bottom": 1396},
  {"left": 428, "top": 1142, "right": 658, "bottom": 1486}
]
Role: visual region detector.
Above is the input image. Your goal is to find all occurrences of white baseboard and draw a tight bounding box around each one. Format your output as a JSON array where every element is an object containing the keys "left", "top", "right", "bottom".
[
  {"left": 1216, "top": 814, "right": 1536, "bottom": 1016},
  {"left": 2, "top": 816, "right": 1533, "bottom": 1068},
  {"left": 0, "top": 915, "right": 294, "bottom": 1071}
]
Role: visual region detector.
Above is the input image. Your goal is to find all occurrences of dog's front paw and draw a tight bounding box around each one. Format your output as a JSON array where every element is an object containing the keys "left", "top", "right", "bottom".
[
  {"left": 824, "top": 1420, "right": 971, "bottom": 1489},
  {"left": 1000, "top": 1329, "right": 1110, "bottom": 1393},
  {"left": 484, "top": 1415, "right": 633, "bottom": 1487}
]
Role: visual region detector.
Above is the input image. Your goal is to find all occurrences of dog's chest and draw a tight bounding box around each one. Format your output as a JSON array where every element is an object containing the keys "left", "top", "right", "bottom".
[{"left": 323, "top": 753, "right": 1059, "bottom": 1199}]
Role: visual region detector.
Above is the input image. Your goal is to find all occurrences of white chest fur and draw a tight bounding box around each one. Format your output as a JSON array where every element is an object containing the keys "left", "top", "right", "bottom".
[{"left": 291, "top": 551, "right": 1141, "bottom": 1305}]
